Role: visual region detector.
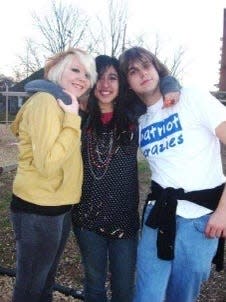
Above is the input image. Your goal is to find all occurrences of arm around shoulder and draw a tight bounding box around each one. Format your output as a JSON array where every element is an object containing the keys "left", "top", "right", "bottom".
[{"left": 159, "top": 75, "right": 181, "bottom": 94}]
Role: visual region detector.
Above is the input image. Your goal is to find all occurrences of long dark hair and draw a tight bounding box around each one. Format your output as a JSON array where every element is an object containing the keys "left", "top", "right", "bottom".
[
  {"left": 85, "top": 55, "right": 134, "bottom": 145},
  {"left": 119, "top": 46, "right": 170, "bottom": 118}
]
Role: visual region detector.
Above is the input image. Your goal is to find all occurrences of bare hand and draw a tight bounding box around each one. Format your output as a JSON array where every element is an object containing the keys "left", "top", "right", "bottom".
[
  {"left": 162, "top": 92, "right": 180, "bottom": 108},
  {"left": 205, "top": 210, "right": 226, "bottom": 238},
  {"left": 58, "top": 90, "right": 79, "bottom": 114}
]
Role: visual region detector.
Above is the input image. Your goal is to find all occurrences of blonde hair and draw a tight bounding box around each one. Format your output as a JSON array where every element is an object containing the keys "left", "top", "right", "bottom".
[{"left": 44, "top": 48, "right": 97, "bottom": 88}]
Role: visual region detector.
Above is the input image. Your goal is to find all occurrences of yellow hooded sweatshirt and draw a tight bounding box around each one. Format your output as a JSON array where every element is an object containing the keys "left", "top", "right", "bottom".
[{"left": 11, "top": 92, "right": 83, "bottom": 206}]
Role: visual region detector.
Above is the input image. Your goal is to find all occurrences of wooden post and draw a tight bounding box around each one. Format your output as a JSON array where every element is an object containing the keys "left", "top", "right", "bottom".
[
  {"left": 5, "top": 84, "right": 9, "bottom": 125},
  {"left": 219, "top": 9, "right": 226, "bottom": 90}
]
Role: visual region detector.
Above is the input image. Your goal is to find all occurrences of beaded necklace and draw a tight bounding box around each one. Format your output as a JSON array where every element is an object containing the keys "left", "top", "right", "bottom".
[{"left": 87, "top": 127, "right": 118, "bottom": 180}]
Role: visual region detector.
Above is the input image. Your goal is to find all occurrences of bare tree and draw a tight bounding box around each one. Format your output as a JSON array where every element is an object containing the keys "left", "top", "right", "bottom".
[
  {"left": 168, "top": 46, "right": 187, "bottom": 80},
  {"left": 18, "top": 39, "right": 43, "bottom": 76},
  {"left": 32, "top": 0, "right": 89, "bottom": 54},
  {"left": 15, "top": 0, "right": 187, "bottom": 82},
  {"left": 89, "top": 0, "right": 129, "bottom": 57},
  {"left": 108, "top": 0, "right": 128, "bottom": 56},
  {"left": 88, "top": 0, "right": 187, "bottom": 82},
  {"left": 139, "top": 33, "right": 188, "bottom": 82},
  {"left": 16, "top": 0, "right": 89, "bottom": 77},
  {"left": 13, "top": 38, "right": 43, "bottom": 81},
  {"left": 0, "top": 75, "right": 15, "bottom": 90},
  {"left": 12, "top": 69, "right": 25, "bottom": 83}
]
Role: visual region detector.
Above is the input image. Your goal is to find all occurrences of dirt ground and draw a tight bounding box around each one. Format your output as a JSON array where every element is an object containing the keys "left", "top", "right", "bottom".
[{"left": 0, "top": 124, "right": 225, "bottom": 301}]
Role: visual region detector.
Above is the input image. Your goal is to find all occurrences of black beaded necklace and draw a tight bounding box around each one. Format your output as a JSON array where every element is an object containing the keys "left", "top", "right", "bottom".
[{"left": 87, "top": 127, "right": 118, "bottom": 180}]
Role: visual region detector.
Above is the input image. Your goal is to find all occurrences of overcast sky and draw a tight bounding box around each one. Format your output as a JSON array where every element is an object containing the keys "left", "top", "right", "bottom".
[{"left": 0, "top": 0, "right": 225, "bottom": 90}]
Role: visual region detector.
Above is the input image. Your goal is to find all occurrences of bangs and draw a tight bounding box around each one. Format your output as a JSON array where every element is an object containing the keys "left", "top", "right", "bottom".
[
  {"left": 97, "top": 65, "right": 112, "bottom": 79},
  {"left": 76, "top": 51, "right": 97, "bottom": 88},
  {"left": 128, "top": 54, "right": 151, "bottom": 69},
  {"left": 120, "top": 47, "right": 169, "bottom": 77},
  {"left": 120, "top": 47, "right": 153, "bottom": 74},
  {"left": 95, "top": 55, "right": 120, "bottom": 79}
]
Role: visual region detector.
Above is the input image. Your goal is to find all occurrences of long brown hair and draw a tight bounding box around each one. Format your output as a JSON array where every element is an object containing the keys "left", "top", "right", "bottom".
[
  {"left": 119, "top": 47, "right": 170, "bottom": 118},
  {"left": 119, "top": 46, "right": 169, "bottom": 78}
]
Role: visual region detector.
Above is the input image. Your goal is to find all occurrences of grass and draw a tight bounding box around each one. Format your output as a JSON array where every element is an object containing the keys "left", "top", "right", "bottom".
[
  {"left": 138, "top": 159, "right": 150, "bottom": 173},
  {"left": 138, "top": 159, "right": 151, "bottom": 186},
  {"left": 0, "top": 171, "right": 14, "bottom": 209},
  {"left": 0, "top": 192, "right": 11, "bottom": 211},
  {"left": 0, "top": 171, "right": 14, "bottom": 233},
  {"left": 0, "top": 214, "right": 11, "bottom": 229}
]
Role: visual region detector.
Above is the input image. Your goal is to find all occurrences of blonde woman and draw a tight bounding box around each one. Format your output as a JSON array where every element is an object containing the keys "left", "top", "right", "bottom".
[{"left": 10, "top": 48, "right": 96, "bottom": 302}]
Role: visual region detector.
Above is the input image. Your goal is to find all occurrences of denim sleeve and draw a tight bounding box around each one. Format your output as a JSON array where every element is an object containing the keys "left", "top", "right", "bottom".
[{"left": 160, "top": 75, "right": 181, "bottom": 95}]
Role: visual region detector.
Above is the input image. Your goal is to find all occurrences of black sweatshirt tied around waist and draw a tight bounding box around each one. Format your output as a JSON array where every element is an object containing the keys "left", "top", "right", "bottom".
[{"left": 145, "top": 181, "right": 225, "bottom": 271}]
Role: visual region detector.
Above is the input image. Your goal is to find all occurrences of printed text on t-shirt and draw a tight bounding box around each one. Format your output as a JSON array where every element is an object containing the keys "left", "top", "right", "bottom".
[{"left": 140, "top": 113, "right": 184, "bottom": 156}]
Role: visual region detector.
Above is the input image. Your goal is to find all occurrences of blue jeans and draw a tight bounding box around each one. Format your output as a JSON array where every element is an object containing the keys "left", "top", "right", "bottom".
[
  {"left": 134, "top": 204, "right": 218, "bottom": 302},
  {"left": 10, "top": 210, "right": 71, "bottom": 302},
  {"left": 74, "top": 227, "right": 137, "bottom": 302}
]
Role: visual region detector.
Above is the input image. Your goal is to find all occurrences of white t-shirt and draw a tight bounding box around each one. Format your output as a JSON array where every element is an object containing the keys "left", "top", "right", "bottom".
[{"left": 139, "top": 87, "right": 226, "bottom": 218}]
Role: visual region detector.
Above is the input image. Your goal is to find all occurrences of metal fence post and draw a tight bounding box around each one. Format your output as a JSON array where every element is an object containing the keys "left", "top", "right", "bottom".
[{"left": 5, "top": 84, "right": 9, "bottom": 125}]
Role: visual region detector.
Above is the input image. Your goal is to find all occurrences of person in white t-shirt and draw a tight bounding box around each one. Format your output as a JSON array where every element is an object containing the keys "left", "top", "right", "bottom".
[{"left": 119, "top": 46, "right": 226, "bottom": 302}]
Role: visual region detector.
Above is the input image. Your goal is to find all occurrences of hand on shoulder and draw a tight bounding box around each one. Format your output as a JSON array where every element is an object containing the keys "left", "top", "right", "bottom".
[{"left": 58, "top": 90, "right": 79, "bottom": 114}]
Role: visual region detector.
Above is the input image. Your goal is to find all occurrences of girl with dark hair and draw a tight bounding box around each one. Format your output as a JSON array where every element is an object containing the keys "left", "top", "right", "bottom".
[{"left": 71, "top": 54, "right": 180, "bottom": 302}]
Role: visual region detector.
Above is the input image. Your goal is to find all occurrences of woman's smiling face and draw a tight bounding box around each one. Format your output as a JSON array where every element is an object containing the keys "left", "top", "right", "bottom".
[
  {"left": 94, "top": 65, "right": 119, "bottom": 112},
  {"left": 60, "top": 55, "right": 91, "bottom": 98}
]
